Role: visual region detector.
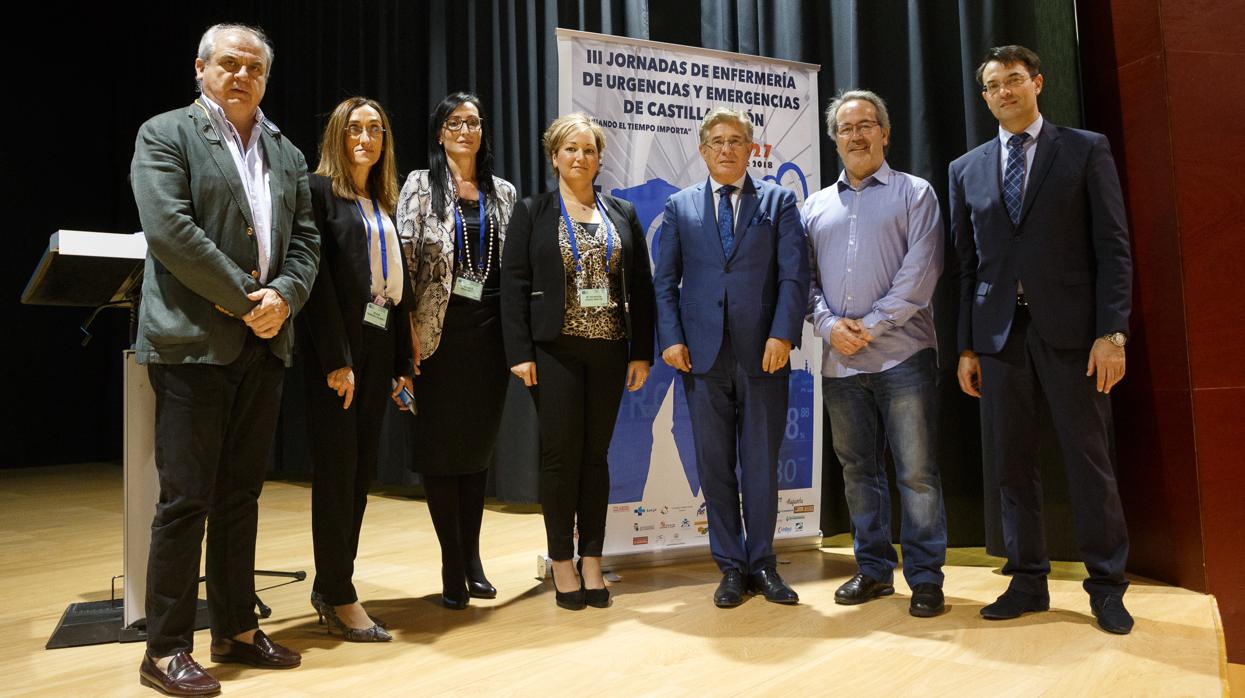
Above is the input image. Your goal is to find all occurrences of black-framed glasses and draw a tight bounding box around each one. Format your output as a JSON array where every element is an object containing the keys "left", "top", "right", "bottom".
[
  {"left": 982, "top": 73, "right": 1035, "bottom": 96},
  {"left": 346, "top": 124, "right": 386, "bottom": 138},
  {"left": 444, "top": 116, "right": 484, "bottom": 132}
]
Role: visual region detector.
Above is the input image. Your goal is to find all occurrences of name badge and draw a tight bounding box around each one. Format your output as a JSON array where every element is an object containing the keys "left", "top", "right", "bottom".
[
  {"left": 363, "top": 301, "right": 390, "bottom": 329},
  {"left": 579, "top": 287, "right": 609, "bottom": 308},
  {"left": 453, "top": 277, "right": 484, "bottom": 301}
]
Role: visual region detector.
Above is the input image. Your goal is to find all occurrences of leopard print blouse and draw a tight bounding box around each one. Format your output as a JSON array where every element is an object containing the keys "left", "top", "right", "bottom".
[{"left": 558, "top": 217, "right": 625, "bottom": 340}]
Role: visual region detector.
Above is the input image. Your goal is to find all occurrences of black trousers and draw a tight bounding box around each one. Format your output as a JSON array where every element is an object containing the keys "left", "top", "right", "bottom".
[
  {"left": 305, "top": 324, "right": 396, "bottom": 606},
  {"left": 533, "top": 335, "right": 628, "bottom": 561},
  {"left": 145, "top": 335, "right": 283, "bottom": 658},
  {"left": 978, "top": 305, "right": 1129, "bottom": 598},
  {"left": 423, "top": 470, "right": 488, "bottom": 592}
]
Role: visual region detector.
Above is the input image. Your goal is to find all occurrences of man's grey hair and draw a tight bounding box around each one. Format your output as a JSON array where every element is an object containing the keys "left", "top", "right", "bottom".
[
  {"left": 698, "top": 107, "right": 754, "bottom": 144},
  {"left": 196, "top": 23, "right": 274, "bottom": 91},
  {"left": 824, "top": 89, "right": 891, "bottom": 136}
]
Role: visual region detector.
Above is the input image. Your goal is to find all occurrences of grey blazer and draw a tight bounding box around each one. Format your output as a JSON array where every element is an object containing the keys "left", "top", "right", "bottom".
[{"left": 130, "top": 101, "right": 320, "bottom": 367}]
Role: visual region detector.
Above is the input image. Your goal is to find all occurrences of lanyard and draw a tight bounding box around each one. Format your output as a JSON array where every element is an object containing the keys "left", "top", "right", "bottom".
[
  {"left": 557, "top": 192, "right": 614, "bottom": 274},
  {"left": 452, "top": 198, "right": 489, "bottom": 271},
  {"left": 354, "top": 195, "right": 388, "bottom": 283}
]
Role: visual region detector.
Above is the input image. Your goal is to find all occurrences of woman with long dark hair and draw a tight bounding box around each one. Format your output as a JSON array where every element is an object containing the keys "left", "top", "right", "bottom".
[
  {"left": 397, "top": 93, "right": 517, "bottom": 609},
  {"left": 301, "top": 96, "right": 414, "bottom": 641}
]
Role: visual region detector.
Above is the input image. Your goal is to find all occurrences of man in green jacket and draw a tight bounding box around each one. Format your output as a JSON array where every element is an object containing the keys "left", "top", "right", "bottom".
[{"left": 130, "top": 22, "right": 318, "bottom": 696}]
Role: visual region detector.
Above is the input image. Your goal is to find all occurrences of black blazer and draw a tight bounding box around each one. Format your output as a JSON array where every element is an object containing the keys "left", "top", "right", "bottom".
[
  {"left": 299, "top": 174, "right": 415, "bottom": 378},
  {"left": 949, "top": 120, "right": 1132, "bottom": 354},
  {"left": 500, "top": 190, "right": 656, "bottom": 367}
]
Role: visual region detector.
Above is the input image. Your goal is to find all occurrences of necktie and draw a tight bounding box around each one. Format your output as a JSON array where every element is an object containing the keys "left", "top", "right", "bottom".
[
  {"left": 717, "top": 184, "right": 736, "bottom": 256},
  {"left": 1004, "top": 132, "right": 1030, "bottom": 225}
]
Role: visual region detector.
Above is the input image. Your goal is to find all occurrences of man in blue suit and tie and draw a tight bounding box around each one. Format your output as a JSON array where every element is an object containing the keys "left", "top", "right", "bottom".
[
  {"left": 949, "top": 45, "right": 1134, "bottom": 634},
  {"left": 654, "top": 108, "right": 810, "bottom": 607}
]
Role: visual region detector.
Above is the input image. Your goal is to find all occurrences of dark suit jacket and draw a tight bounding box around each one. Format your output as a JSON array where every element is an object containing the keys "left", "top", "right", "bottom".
[
  {"left": 130, "top": 101, "right": 320, "bottom": 367},
  {"left": 949, "top": 120, "right": 1132, "bottom": 354},
  {"left": 500, "top": 190, "right": 656, "bottom": 366},
  {"left": 653, "top": 174, "right": 809, "bottom": 377},
  {"left": 298, "top": 174, "right": 415, "bottom": 379}
]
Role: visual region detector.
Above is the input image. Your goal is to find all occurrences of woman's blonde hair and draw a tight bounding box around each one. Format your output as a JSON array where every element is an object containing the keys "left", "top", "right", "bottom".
[
  {"left": 314, "top": 97, "right": 399, "bottom": 214},
  {"left": 542, "top": 112, "right": 606, "bottom": 177}
]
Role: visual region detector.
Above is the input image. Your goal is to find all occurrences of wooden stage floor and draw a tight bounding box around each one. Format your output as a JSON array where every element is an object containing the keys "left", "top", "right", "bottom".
[{"left": 0, "top": 464, "right": 1229, "bottom": 696}]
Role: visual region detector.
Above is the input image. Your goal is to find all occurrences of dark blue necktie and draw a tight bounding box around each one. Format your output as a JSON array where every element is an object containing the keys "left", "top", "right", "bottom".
[
  {"left": 1004, "top": 132, "right": 1030, "bottom": 225},
  {"left": 716, "top": 184, "right": 736, "bottom": 256}
]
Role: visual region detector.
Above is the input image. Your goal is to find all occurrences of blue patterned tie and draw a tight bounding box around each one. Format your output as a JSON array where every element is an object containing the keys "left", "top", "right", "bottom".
[
  {"left": 1004, "top": 132, "right": 1030, "bottom": 225},
  {"left": 717, "top": 184, "right": 736, "bottom": 256}
]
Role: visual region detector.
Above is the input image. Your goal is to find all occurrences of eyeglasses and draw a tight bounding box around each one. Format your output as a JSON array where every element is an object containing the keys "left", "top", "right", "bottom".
[
  {"left": 835, "top": 120, "right": 879, "bottom": 138},
  {"left": 982, "top": 74, "right": 1034, "bottom": 96},
  {"left": 444, "top": 116, "right": 484, "bottom": 132},
  {"left": 704, "top": 138, "right": 750, "bottom": 153},
  {"left": 346, "top": 124, "right": 385, "bottom": 139}
]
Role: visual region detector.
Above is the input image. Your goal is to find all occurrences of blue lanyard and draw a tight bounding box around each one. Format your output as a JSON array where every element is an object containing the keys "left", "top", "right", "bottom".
[
  {"left": 557, "top": 192, "right": 614, "bottom": 274},
  {"left": 452, "top": 197, "right": 489, "bottom": 271},
  {"left": 354, "top": 195, "right": 388, "bottom": 283}
]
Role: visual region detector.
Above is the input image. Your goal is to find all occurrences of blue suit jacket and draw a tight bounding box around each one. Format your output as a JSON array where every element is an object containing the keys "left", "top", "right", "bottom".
[
  {"left": 949, "top": 120, "right": 1132, "bottom": 354},
  {"left": 653, "top": 174, "right": 809, "bottom": 377}
]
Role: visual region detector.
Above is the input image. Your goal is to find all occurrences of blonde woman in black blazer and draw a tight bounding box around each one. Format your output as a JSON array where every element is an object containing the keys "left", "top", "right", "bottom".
[
  {"left": 500, "top": 112, "right": 655, "bottom": 610},
  {"left": 300, "top": 97, "right": 413, "bottom": 642}
]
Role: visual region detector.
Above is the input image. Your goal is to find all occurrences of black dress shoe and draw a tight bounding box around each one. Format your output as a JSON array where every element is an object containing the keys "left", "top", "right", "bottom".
[
  {"left": 466, "top": 576, "right": 497, "bottom": 599},
  {"left": 139, "top": 652, "right": 220, "bottom": 696},
  {"left": 714, "top": 569, "right": 747, "bottom": 608},
  {"left": 908, "top": 583, "right": 946, "bottom": 617},
  {"left": 210, "top": 629, "right": 300, "bottom": 669},
  {"left": 1090, "top": 595, "right": 1134, "bottom": 634},
  {"left": 834, "top": 573, "right": 895, "bottom": 605},
  {"left": 980, "top": 588, "right": 1050, "bottom": 620},
  {"left": 749, "top": 568, "right": 798, "bottom": 604}
]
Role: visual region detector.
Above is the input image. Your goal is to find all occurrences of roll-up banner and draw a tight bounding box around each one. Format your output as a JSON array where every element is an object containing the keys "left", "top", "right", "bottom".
[{"left": 554, "top": 29, "right": 823, "bottom": 564}]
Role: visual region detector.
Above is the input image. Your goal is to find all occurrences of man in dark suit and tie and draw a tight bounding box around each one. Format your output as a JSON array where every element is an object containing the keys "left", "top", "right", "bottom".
[
  {"left": 653, "top": 108, "right": 810, "bottom": 608},
  {"left": 130, "top": 23, "right": 319, "bottom": 694},
  {"left": 949, "top": 45, "right": 1134, "bottom": 634}
]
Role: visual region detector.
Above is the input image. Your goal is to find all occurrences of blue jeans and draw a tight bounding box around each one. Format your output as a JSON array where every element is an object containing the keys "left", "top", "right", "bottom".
[{"left": 822, "top": 348, "right": 946, "bottom": 587}]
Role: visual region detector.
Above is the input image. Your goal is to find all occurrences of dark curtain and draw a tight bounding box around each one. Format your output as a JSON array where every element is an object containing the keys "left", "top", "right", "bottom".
[
  {"left": 698, "top": 0, "right": 1085, "bottom": 554},
  {"left": 11, "top": 0, "right": 1087, "bottom": 556}
]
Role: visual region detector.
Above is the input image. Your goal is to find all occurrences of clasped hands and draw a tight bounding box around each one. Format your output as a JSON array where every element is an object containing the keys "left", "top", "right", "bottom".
[{"left": 242, "top": 288, "right": 289, "bottom": 339}]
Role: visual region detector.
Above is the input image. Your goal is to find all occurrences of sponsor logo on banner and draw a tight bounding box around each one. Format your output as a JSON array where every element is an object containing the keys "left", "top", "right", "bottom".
[
  {"left": 634, "top": 523, "right": 655, "bottom": 532},
  {"left": 785, "top": 515, "right": 804, "bottom": 522},
  {"left": 681, "top": 518, "right": 691, "bottom": 527},
  {"left": 794, "top": 521, "right": 804, "bottom": 531},
  {"left": 785, "top": 497, "right": 805, "bottom": 506},
  {"left": 633, "top": 536, "right": 649, "bottom": 545},
  {"left": 613, "top": 505, "right": 632, "bottom": 513},
  {"left": 779, "top": 526, "right": 793, "bottom": 534},
  {"left": 659, "top": 521, "right": 676, "bottom": 529},
  {"left": 794, "top": 505, "right": 815, "bottom": 514},
  {"left": 634, "top": 506, "right": 648, "bottom": 516},
  {"left": 696, "top": 526, "right": 709, "bottom": 536},
  {"left": 696, "top": 502, "right": 707, "bottom": 516},
  {"left": 660, "top": 505, "right": 669, "bottom": 514}
]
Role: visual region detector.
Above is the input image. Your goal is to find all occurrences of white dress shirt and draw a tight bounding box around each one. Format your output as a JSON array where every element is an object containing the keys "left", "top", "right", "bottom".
[{"left": 199, "top": 94, "right": 273, "bottom": 283}]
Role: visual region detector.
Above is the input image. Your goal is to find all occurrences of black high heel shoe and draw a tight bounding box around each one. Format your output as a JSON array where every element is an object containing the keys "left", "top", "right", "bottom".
[
  {"left": 551, "top": 562, "right": 586, "bottom": 610},
  {"left": 464, "top": 556, "right": 497, "bottom": 599},
  {"left": 577, "top": 558, "right": 611, "bottom": 608}
]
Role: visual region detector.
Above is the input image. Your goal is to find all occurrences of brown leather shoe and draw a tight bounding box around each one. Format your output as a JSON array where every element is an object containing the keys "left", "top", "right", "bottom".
[
  {"left": 210, "top": 629, "right": 301, "bottom": 669},
  {"left": 139, "top": 652, "right": 220, "bottom": 696}
]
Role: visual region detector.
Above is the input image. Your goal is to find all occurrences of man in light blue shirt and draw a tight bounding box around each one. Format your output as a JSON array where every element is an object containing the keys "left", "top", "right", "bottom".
[{"left": 804, "top": 89, "right": 948, "bottom": 617}]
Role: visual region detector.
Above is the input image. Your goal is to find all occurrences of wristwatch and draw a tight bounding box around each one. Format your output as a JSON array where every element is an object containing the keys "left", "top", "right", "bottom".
[{"left": 1101, "top": 332, "right": 1127, "bottom": 347}]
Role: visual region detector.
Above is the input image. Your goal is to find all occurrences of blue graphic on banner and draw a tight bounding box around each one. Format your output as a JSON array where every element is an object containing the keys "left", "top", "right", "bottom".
[
  {"left": 605, "top": 178, "right": 813, "bottom": 503},
  {"left": 778, "top": 363, "right": 814, "bottom": 489}
]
